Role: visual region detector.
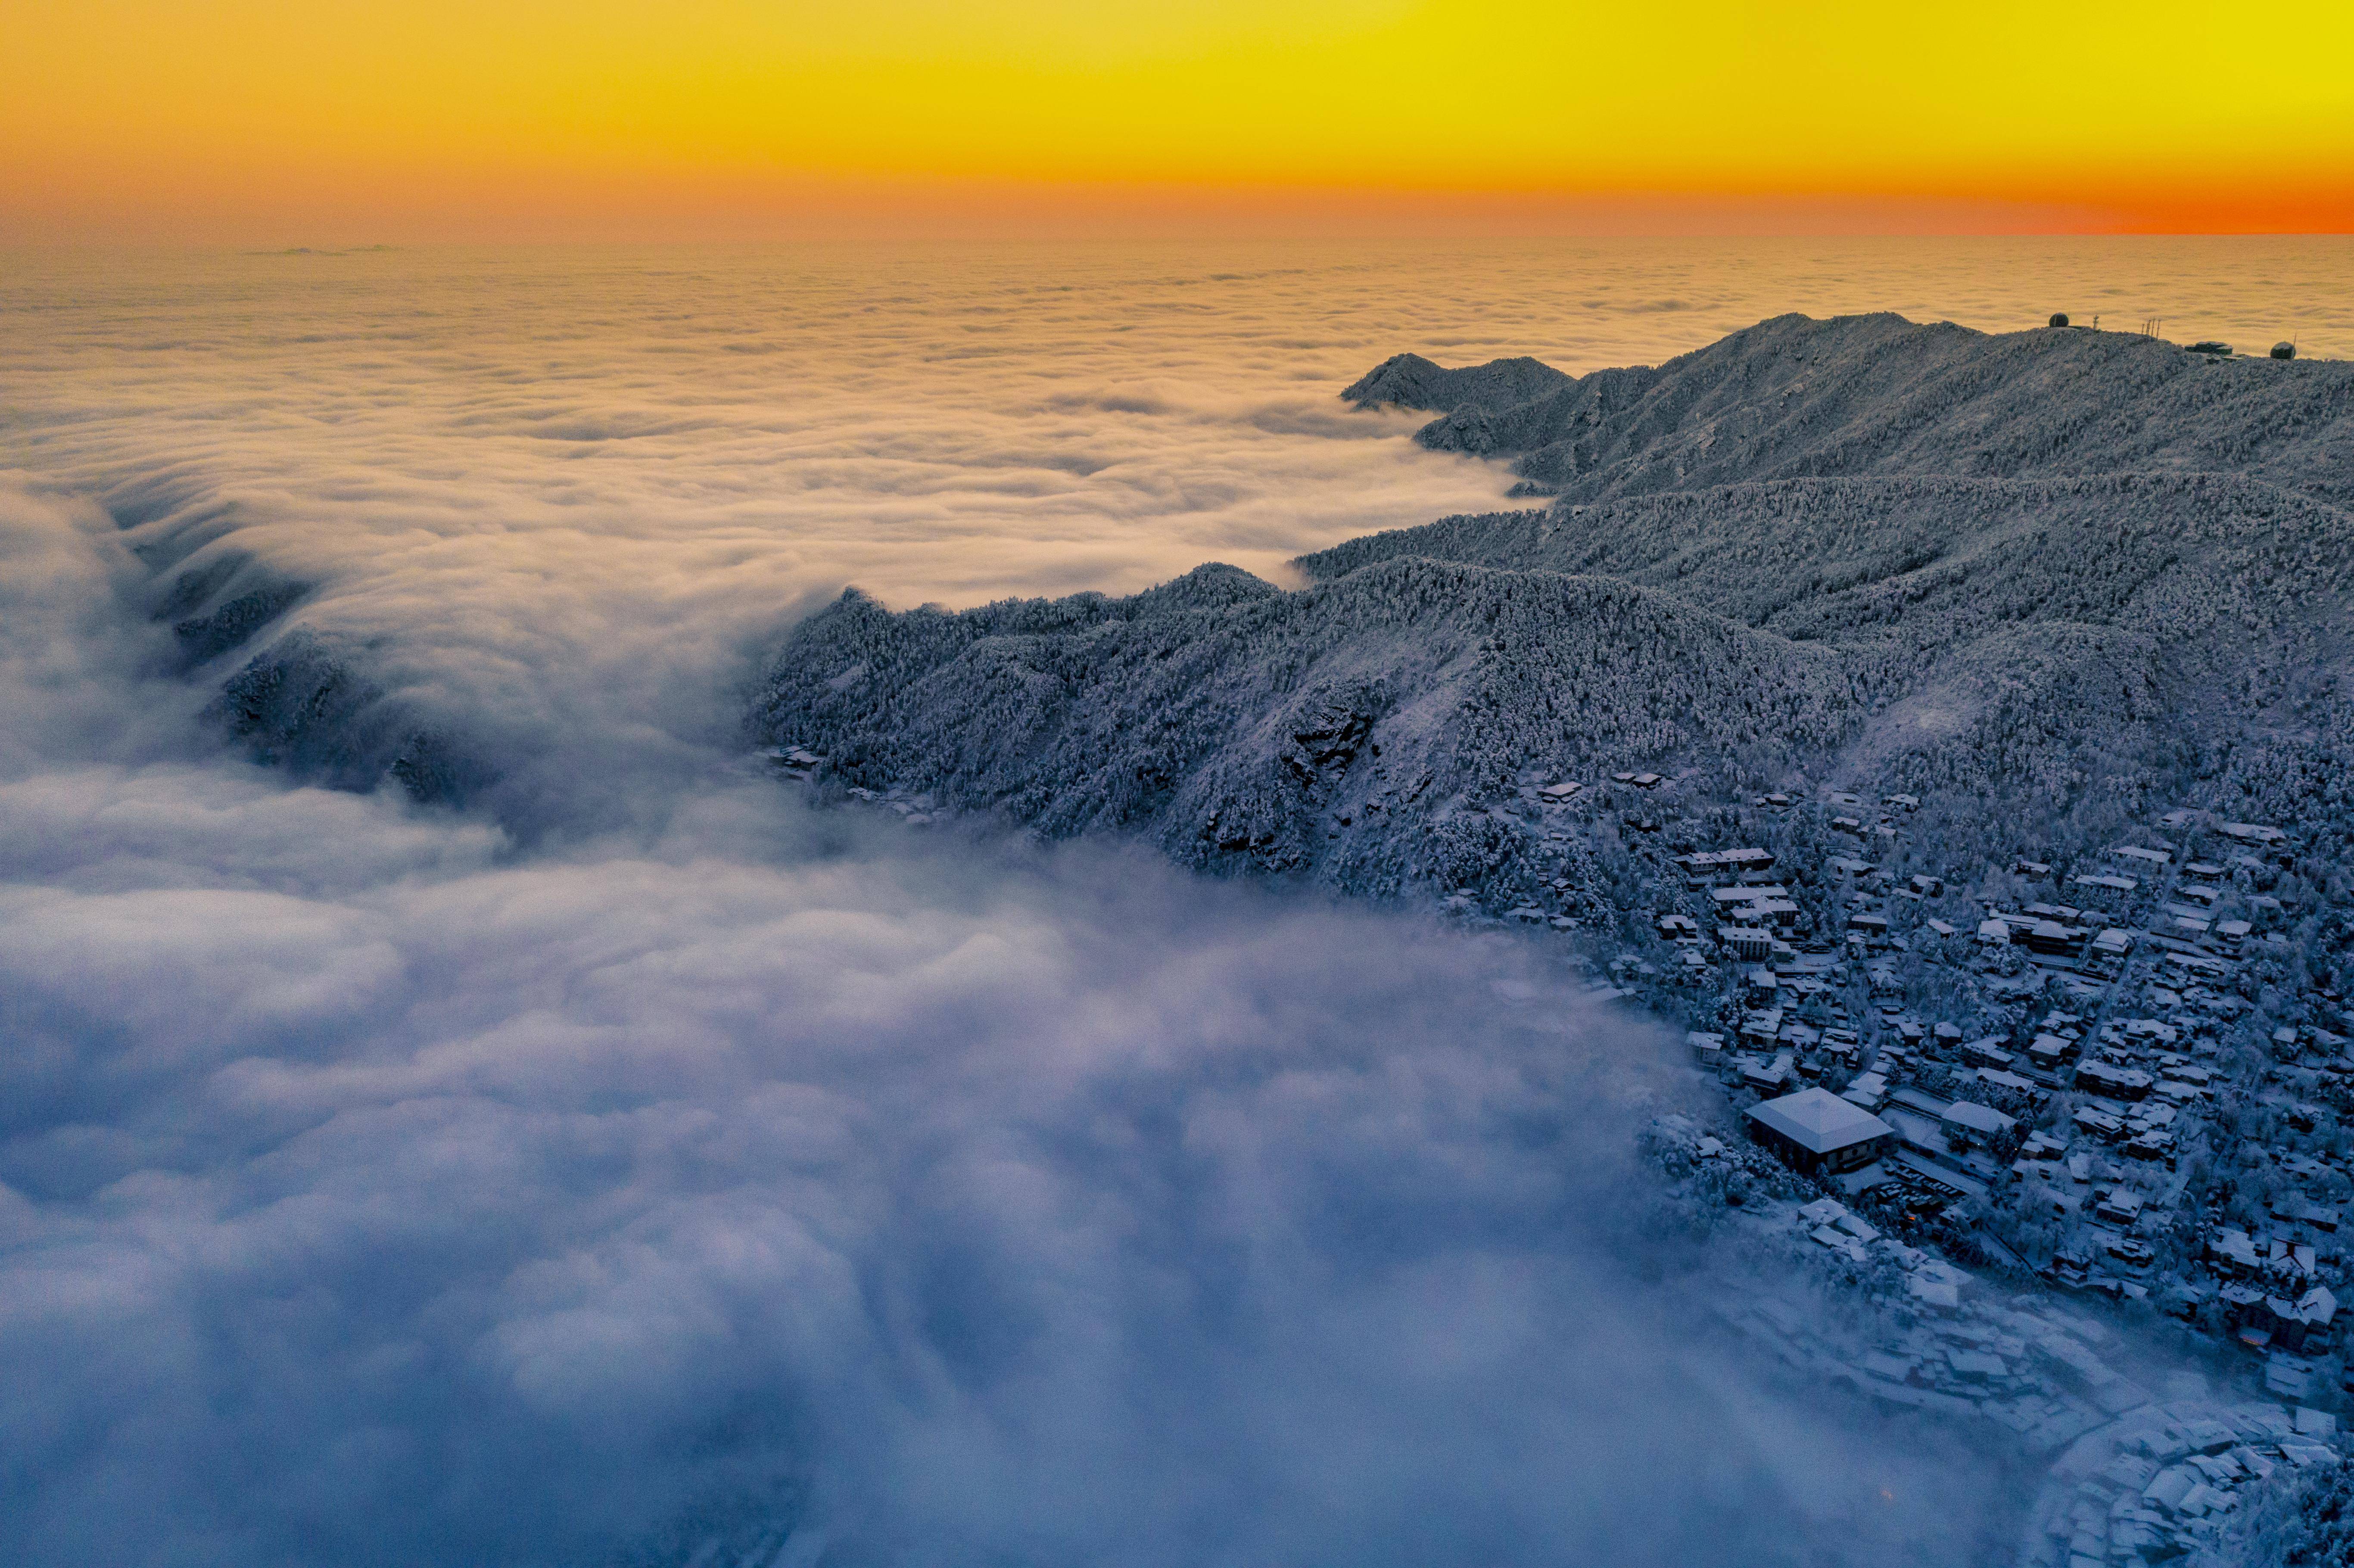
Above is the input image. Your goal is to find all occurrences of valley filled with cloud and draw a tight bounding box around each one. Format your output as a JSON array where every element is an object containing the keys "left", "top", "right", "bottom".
[{"left": 5, "top": 240, "right": 2341, "bottom": 1565}]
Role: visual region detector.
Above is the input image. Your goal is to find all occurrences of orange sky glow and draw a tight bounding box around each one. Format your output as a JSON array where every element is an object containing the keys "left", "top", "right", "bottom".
[{"left": 5, "top": 0, "right": 2349, "bottom": 241}]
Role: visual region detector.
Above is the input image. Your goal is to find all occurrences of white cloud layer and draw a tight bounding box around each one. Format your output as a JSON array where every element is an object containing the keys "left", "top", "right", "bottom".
[
  {"left": 7, "top": 240, "right": 2329, "bottom": 1564},
  {"left": 0, "top": 479, "right": 2023, "bottom": 1568},
  {"left": 5, "top": 240, "right": 2342, "bottom": 829}
]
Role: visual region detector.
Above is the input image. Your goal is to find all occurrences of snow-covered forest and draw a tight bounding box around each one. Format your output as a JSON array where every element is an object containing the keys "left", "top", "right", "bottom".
[
  {"left": 756, "top": 317, "right": 2354, "bottom": 916},
  {"left": 746, "top": 314, "right": 2354, "bottom": 1561},
  {"left": 1350, "top": 311, "right": 2350, "bottom": 508}
]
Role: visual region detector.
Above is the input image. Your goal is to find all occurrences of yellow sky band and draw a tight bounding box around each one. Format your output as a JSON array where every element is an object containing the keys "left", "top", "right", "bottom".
[{"left": 6, "top": 1, "right": 2348, "bottom": 236}]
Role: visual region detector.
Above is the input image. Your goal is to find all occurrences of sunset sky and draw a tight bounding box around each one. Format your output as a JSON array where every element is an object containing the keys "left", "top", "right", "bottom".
[{"left": 6, "top": 0, "right": 2350, "bottom": 240}]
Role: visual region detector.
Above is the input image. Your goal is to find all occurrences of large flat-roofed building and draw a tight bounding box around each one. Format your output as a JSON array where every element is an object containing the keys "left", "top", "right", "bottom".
[{"left": 1747, "top": 1087, "right": 1894, "bottom": 1176}]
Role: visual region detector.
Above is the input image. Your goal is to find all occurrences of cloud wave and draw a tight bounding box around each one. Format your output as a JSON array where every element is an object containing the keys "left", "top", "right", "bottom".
[
  {"left": 0, "top": 485, "right": 2016, "bottom": 1568},
  {"left": 12, "top": 243, "right": 2303, "bottom": 1563}
]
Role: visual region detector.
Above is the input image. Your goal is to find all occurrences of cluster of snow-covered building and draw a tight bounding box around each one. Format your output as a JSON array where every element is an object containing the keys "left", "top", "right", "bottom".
[
  {"left": 1647, "top": 1111, "right": 2346, "bottom": 1563},
  {"left": 1485, "top": 765, "right": 2354, "bottom": 1423}
]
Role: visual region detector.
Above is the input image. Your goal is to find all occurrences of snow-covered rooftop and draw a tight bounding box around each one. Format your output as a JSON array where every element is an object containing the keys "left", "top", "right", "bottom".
[{"left": 1747, "top": 1087, "right": 1893, "bottom": 1154}]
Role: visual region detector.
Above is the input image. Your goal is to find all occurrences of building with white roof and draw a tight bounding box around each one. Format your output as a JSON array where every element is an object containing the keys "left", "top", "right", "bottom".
[
  {"left": 1941, "top": 1099, "right": 2018, "bottom": 1148},
  {"left": 1747, "top": 1087, "right": 1894, "bottom": 1176}
]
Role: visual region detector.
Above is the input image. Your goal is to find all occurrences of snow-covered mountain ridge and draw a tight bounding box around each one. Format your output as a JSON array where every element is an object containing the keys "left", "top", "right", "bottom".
[
  {"left": 1348, "top": 312, "right": 2351, "bottom": 507},
  {"left": 754, "top": 315, "right": 2354, "bottom": 907}
]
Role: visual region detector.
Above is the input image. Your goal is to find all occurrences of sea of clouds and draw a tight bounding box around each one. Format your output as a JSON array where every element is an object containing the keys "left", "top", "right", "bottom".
[
  {"left": 4, "top": 238, "right": 2342, "bottom": 1565},
  {"left": 0, "top": 482, "right": 2026, "bottom": 1568},
  {"left": 7, "top": 238, "right": 2345, "bottom": 808}
]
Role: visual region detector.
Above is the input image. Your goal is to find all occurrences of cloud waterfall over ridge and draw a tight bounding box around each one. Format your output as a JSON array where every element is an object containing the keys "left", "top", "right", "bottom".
[
  {"left": 0, "top": 484, "right": 2023, "bottom": 1566},
  {"left": 22, "top": 244, "right": 2354, "bottom": 1565}
]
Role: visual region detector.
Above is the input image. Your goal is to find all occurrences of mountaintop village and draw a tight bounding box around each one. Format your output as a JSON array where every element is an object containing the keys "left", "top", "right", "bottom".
[
  {"left": 792, "top": 742, "right": 2353, "bottom": 1392},
  {"left": 734, "top": 321, "right": 2354, "bottom": 1561},
  {"left": 1495, "top": 770, "right": 2345, "bottom": 1347},
  {"left": 1430, "top": 762, "right": 2354, "bottom": 1560},
  {"left": 1431, "top": 758, "right": 2354, "bottom": 1535}
]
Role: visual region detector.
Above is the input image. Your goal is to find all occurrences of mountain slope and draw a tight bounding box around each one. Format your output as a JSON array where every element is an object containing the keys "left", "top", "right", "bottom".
[
  {"left": 760, "top": 315, "right": 2354, "bottom": 910},
  {"left": 1346, "top": 314, "right": 2353, "bottom": 507},
  {"left": 123, "top": 519, "right": 483, "bottom": 806},
  {"left": 755, "top": 559, "right": 1854, "bottom": 897},
  {"left": 1298, "top": 474, "right": 2353, "bottom": 656}
]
